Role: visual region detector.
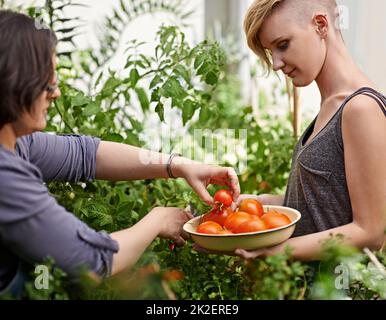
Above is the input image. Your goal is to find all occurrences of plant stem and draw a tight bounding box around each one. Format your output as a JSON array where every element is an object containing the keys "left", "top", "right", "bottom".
[{"left": 363, "top": 247, "right": 386, "bottom": 276}]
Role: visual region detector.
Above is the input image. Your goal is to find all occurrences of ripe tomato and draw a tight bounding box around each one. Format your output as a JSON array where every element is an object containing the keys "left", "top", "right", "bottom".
[
  {"left": 162, "top": 269, "right": 184, "bottom": 282},
  {"left": 196, "top": 221, "right": 223, "bottom": 234},
  {"left": 214, "top": 189, "right": 233, "bottom": 207},
  {"left": 238, "top": 199, "right": 264, "bottom": 217},
  {"left": 224, "top": 211, "right": 253, "bottom": 231},
  {"left": 233, "top": 217, "right": 267, "bottom": 233},
  {"left": 261, "top": 212, "right": 291, "bottom": 229},
  {"left": 201, "top": 207, "right": 233, "bottom": 227}
]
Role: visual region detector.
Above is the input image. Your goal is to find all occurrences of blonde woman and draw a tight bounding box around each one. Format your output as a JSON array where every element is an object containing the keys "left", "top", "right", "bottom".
[{"left": 198, "top": 0, "right": 386, "bottom": 260}]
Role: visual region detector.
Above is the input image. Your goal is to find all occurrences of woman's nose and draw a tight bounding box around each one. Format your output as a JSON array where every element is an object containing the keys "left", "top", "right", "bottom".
[
  {"left": 272, "top": 54, "right": 285, "bottom": 72},
  {"left": 51, "top": 87, "right": 61, "bottom": 100}
]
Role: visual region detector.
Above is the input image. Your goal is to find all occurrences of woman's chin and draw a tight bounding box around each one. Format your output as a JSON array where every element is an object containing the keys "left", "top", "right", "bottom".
[
  {"left": 292, "top": 77, "right": 313, "bottom": 88},
  {"left": 35, "top": 120, "right": 47, "bottom": 132}
]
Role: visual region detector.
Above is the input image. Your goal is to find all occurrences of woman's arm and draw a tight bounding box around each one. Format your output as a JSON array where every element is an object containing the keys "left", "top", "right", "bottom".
[
  {"left": 236, "top": 222, "right": 384, "bottom": 261},
  {"left": 110, "top": 207, "right": 192, "bottom": 275},
  {"left": 95, "top": 141, "right": 173, "bottom": 181},
  {"left": 95, "top": 141, "right": 240, "bottom": 205}
]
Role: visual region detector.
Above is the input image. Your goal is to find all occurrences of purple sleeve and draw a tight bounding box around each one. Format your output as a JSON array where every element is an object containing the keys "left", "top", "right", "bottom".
[
  {"left": 24, "top": 132, "right": 100, "bottom": 182},
  {"left": 0, "top": 159, "right": 119, "bottom": 278}
]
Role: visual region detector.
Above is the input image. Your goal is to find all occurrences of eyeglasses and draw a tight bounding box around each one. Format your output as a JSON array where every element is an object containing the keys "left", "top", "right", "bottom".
[{"left": 45, "top": 74, "right": 59, "bottom": 98}]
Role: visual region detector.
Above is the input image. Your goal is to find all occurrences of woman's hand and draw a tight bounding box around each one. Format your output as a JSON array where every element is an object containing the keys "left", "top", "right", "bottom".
[
  {"left": 172, "top": 157, "right": 240, "bottom": 206},
  {"left": 149, "top": 207, "right": 194, "bottom": 246}
]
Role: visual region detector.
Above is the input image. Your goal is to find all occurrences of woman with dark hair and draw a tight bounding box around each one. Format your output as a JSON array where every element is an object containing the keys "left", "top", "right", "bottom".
[{"left": 0, "top": 10, "right": 240, "bottom": 297}]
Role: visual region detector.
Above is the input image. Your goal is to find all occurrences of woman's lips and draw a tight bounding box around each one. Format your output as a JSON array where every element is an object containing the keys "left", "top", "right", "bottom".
[{"left": 287, "top": 68, "right": 296, "bottom": 77}]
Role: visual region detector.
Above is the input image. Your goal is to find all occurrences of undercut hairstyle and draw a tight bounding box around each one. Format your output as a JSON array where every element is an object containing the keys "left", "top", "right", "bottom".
[
  {"left": 244, "top": 0, "right": 341, "bottom": 71},
  {"left": 0, "top": 10, "right": 57, "bottom": 129}
]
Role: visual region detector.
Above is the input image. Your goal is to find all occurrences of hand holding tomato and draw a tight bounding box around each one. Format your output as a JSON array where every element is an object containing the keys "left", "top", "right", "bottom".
[
  {"left": 214, "top": 189, "right": 233, "bottom": 207},
  {"left": 172, "top": 157, "right": 240, "bottom": 205}
]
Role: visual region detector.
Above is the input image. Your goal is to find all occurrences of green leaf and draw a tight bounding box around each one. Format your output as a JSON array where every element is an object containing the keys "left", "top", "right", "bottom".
[
  {"left": 82, "top": 102, "right": 100, "bottom": 116},
  {"left": 182, "top": 99, "right": 196, "bottom": 125},
  {"left": 155, "top": 102, "right": 164, "bottom": 122},
  {"left": 129, "top": 117, "right": 143, "bottom": 132},
  {"left": 130, "top": 68, "right": 140, "bottom": 87},
  {"left": 103, "top": 133, "right": 124, "bottom": 142},
  {"left": 125, "top": 131, "right": 140, "bottom": 146},
  {"left": 94, "top": 72, "right": 104, "bottom": 88},
  {"left": 149, "top": 74, "right": 162, "bottom": 89},
  {"left": 72, "top": 93, "right": 89, "bottom": 107},
  {"left": 102, "top": 77, "right": 120, "bottom": 97},
  {"left": 194, "top": 53, "right": 206, "bottom": 70},
  {"left": 197, "top": 62, "right": 210, "bottom": 76},
  {"left": 161, "top": 77, "right": 186, "bottom": 100},
  {"left": 151, "top": 88, "right": 160, "bottom": 102},
  {"left": 205, "top": 71, "right": 218, "bottom": 86},
  {"left": 174, "top": 65, "right": 190, "bottom": 83},
  {"left": 135, "top": 88, "right": 149, "bottom": 111},
  {"left": 199, "top": 106, "right": 211, "bottom": 123}
]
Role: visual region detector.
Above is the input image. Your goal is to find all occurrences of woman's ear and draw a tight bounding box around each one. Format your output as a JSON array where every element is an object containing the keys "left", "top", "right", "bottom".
[{"left": 313, "top": 13, "right": 329, "bottom": 39}]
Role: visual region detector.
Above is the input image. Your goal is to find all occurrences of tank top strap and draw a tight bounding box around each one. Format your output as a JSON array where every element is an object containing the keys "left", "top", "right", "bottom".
[
  {"left": 335, "top": 87, "right": 386, "bottom": 150},
  {"left": 339, "top": 87, "right": 386, "bottom": 116}
]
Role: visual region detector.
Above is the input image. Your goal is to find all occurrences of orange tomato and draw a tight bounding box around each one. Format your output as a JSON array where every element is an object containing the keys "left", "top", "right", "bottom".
[
  {"left": 162, "top": 269, "right": 184, "bottom": 282},
  {"left": 196, "top": 221, "right": 223, "bottom": 234},
  {"left": 238, "top": 199, "right": 264, "bottom": 217},
  {"left": 224, "top": 211, "right": 253, "bottom": 231},
  {"left": 201, "top": 207, "right": 233, "bottom": 227},
  {"left": 261, "top": 211, "right": 291, "bottom": 229},
  {"left": 233, "top": 217, "right": 267, "bottom": 233}
]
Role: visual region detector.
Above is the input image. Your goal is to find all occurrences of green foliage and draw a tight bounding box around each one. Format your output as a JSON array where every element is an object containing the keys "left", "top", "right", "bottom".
[{"left": 3, "top": 0, "right": 384, "bottom": 301}]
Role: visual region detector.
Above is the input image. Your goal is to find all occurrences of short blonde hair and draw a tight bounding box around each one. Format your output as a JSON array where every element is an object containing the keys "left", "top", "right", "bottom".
[
  {"left": 244, "top": 0, "right": 283, "bottom": 72},
  {"left": 244, "top": 0, "right": 339, "bottom": 72}
]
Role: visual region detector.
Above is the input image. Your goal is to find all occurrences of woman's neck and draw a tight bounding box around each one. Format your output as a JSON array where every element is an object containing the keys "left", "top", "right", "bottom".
[
  {"left": 315, "top": 39, "right": 374, "bottom": 106},
  {"left": 0, "top": 124, "right": 18, "bottom": 152}
]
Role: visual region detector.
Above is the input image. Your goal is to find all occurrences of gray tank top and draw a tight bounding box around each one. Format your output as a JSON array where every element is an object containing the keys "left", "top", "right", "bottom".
[{"left": 284, "top": 87, "right": 386, "bottom": 237}]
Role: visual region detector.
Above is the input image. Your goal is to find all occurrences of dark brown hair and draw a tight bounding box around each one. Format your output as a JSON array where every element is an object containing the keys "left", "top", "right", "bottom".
[{"left": 0, "top": 10, "right": 57, "bottom": 129}]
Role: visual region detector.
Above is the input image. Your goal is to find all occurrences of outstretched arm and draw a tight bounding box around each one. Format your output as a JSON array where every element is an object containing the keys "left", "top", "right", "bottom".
[
  {"left": 95, "top": 141, "right": 240, "bottom": 205},
  {"left": 110, "top": 207, "right": 192, "bottom": 275},
  {"left": 236, "top": 222, "right": 384, "bottom": 261}
]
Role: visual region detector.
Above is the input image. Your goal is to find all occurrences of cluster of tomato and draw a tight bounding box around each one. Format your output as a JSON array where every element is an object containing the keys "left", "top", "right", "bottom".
[{"left": 196, "top": 189, "right": 291, "bottom": 234}]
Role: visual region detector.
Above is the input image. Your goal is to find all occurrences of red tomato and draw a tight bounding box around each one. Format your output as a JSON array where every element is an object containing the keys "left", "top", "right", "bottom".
[
  {"left": 233, "top": 217, "right": 267, "bottom": 233},
  {"left": 261, "top": 212, "right": 291, "bottom": 229},
  {"left": 214, "top": 189, "right": 233, "bottom": 207},
  {"left": 196, "top": 221, "right": 223, "bottom": 234},
  {"left": 201, "top": 207, "right": 233, "bottom": 227},
  {"left": 238, "top": 199, "right": 264, "bottom": 217},
  {"left": 224, "top": 211, "right": 253, "bottom": 232},
  {"left": 162, "top": 269, "right": 184, "bottom": 282}
]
